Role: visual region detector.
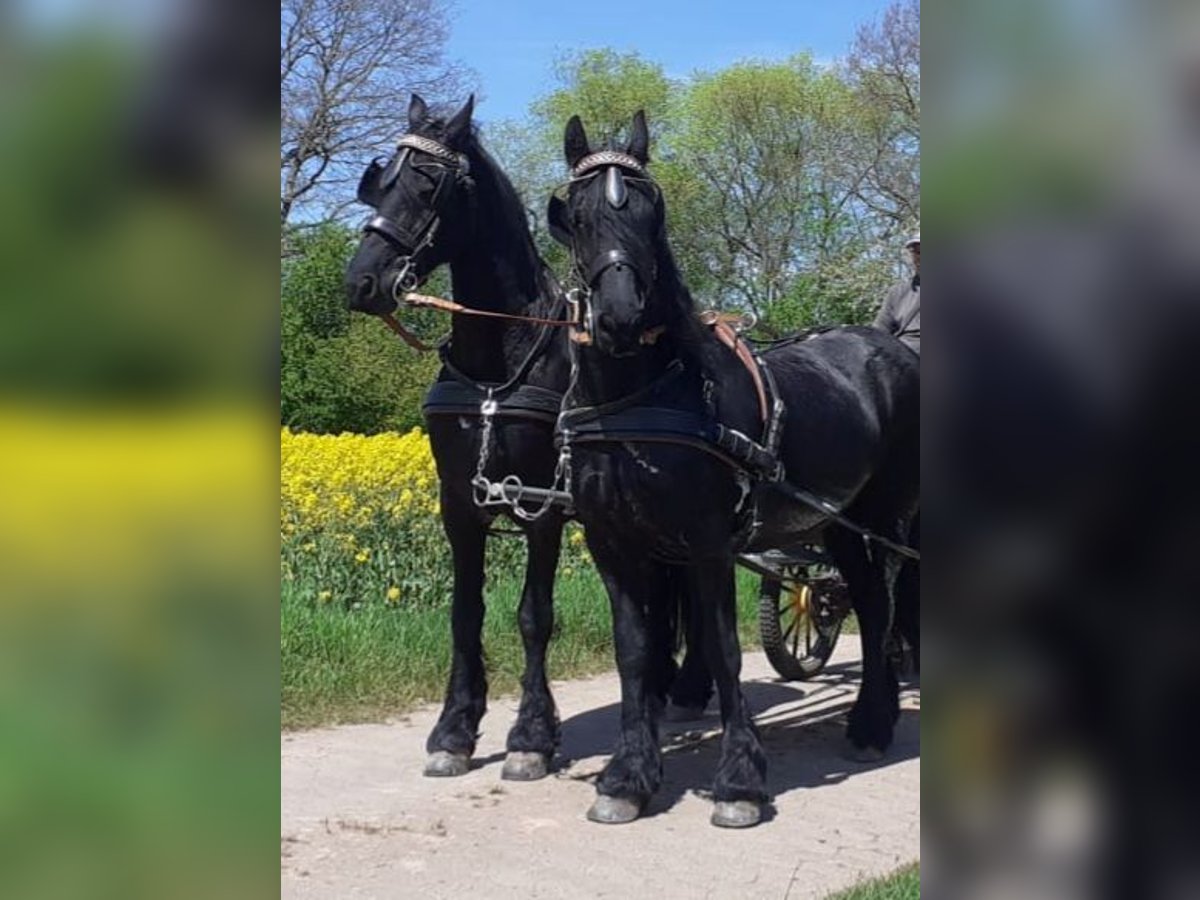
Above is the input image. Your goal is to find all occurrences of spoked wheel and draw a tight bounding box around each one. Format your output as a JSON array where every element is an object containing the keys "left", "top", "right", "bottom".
[{"left": 758, "top": 568, "right": 849, "bottom": 681}]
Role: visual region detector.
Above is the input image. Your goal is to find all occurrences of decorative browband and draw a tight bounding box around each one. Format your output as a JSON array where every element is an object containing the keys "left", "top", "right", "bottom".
[
  {"left": 572, "top": 150, "right": 647, "bottom": 178},
  {"left": 397, "top": 134, "right": 470, "bottom": 172}
]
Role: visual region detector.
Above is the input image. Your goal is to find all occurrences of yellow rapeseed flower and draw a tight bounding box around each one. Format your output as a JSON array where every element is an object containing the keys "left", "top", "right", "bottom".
[
  {"left": 318, "top": 590, "right": 332, "bottom": 603},
  {"left": 386, "top": 586, "right": 401, "bottom": 603},
  {"left": 354, "top": 549, "right": 370, "bottom": 564},
  {"left": 280, "top": 427, "right": 439, "bottom": 535}
]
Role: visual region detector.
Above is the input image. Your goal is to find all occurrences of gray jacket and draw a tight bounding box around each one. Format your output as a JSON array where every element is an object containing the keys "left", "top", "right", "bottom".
[{"left": 873, "top": 274, "right": 920, "bottom": 354}]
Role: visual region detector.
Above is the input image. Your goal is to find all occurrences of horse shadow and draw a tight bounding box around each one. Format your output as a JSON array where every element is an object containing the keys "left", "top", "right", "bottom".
[{"left": 553, "top": 660, "right": 920, "bottom": 820}]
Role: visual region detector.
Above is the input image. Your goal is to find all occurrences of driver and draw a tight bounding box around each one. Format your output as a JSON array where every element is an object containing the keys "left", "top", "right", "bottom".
[{"left": 874, "top": 233, "right": 920, "bottom": 354}]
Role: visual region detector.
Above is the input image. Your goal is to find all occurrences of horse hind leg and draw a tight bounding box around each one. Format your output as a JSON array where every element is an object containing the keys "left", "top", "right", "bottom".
[
  {"left": 425, "top": 492, "right": 488, "bottom": 777},
  {"left": 825, "top": 521, "right": 900, "bottom": 760},
  {"left": 502, "top": 518, "right": 563, "bottom": 781},
  {"left": 666, "top": 580, "right": 714, "bottom": 721},
  {"left": 643, "top": 566, "right": 681, "bottom": 716},
  {"left": 893, "top": 512, "right": 920, "bottom": 675}
]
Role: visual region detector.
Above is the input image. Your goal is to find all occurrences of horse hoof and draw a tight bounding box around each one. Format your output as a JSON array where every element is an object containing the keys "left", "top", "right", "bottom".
[
  {"left": 843, "top": 742, "right": 885, "bottom": 763},
  {"left": 501, "top": 751, "right": 549, "bottom": 781},
  {"left": 423, "top": 751, "right": 470, "bottom": 777},
  {"left": 586, "top": 795, "right": 643, "bottom": 824},
  {"left": 711, "top": 800, "right": 762, "bottom": 829},
  {"left": 664, "top": 702, "right": 707, "bottom": 723}
]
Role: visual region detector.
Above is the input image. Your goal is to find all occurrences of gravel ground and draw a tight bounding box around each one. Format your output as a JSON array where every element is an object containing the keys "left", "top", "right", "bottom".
[{"left": 282, "top": 643, "right": 920, "bottom": 900}]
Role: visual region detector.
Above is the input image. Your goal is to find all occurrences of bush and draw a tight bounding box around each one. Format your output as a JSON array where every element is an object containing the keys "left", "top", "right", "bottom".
[{"left": 281, "top": 224, "right": 442, "bottom": 434}]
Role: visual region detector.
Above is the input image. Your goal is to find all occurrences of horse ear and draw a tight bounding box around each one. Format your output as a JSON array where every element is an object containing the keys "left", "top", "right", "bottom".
[
  {"left": 627, "top": 109, "right": 649, "bottom": 162},
  {"left": 444, "top": 94, "right": 475, "bottom": 145},
  {"left": 408, "top": 94, "right": 429, "bottom": 129},
  {"left": 564, "top": 115, "right": 590, "bottom": 169}
]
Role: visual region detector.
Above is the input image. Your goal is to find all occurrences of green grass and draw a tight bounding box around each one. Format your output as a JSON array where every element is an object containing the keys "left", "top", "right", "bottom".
[
  {"left": 282, "top": 566, "right": 763, "bottom": 729},
  {"left": 827, "top": 863, "right": 920, "bottom": 900}
]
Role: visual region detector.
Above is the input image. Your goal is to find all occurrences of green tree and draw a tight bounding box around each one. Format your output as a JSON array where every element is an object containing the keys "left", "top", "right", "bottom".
[
  {"left": 486, "top": 50, "right": 678, "bottom": 277},
  {"left": 281, "top": 224, "right": 440, "bottom": 433},
  {"left": 669, "top": 55, "right": 887, "bottom": 330},
  {"left": 532, "top": 49, "right": 675, "bottom": 150}
]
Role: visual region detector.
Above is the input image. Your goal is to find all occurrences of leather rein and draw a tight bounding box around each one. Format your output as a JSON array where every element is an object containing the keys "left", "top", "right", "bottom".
[{"left": 378, "top": 291, "right": 584, "bottom": 354}]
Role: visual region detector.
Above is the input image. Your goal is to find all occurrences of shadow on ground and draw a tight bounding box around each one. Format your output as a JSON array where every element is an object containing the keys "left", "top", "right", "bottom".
[{"left": 554, "top": 659, "right": 920, "bottom": 821}]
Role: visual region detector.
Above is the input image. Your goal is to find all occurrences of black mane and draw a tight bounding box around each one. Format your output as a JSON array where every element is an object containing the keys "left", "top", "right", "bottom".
[
  {"left": 651, "top": 224, "right": 724, "bottom": 373},
  {"left": 444, "top": 125, "right": 545, "bottom": 315}
]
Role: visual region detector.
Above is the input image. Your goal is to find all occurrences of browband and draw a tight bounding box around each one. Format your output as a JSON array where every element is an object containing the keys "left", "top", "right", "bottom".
[
  {"left": 397, "top": 134, "right": 470, "bottom": 173},
  {"left": 572, "top": 150, "right": 647, "bottom": 178}
]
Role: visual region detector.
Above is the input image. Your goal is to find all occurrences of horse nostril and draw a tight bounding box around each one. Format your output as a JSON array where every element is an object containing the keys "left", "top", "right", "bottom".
[{"left": 357, "top": 274, "right": 378, "bottom": 300}]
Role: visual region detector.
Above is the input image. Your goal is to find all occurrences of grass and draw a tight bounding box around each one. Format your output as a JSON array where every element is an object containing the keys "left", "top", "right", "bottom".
[
  {"left": 282, "top": 566, "right": 764, "bottom": 729},
  {"left": 826, "top": 863, "right": 920, "bottom": 900}
]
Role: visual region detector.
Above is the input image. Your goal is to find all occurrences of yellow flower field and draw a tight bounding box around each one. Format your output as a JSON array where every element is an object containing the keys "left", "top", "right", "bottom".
[
  {"left": 281, "top": 427, "right": 589, "bottom": 609},
  {"left": 281, "top": 426, "right": 439, "bottom": 532}
]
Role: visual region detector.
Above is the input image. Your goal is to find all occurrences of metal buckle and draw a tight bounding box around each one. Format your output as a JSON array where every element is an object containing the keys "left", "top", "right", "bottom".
[
  {"left": 565, "top": 291, "right": 592, "bottom": 346},
  {"left": 391, "top": 259, "right": 418, "bottom": 300}
]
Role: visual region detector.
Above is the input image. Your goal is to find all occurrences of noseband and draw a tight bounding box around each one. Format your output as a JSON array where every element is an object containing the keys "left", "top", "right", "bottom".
[{"left": 358, "top": 133, "right": 473, "bottom": 298}]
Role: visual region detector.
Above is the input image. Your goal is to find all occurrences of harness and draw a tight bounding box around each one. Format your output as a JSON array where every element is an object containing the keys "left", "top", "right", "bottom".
[
  {"left": 356, "top": 133, "right": 476, "bottom": 350},
  {"left": 361, "top": 137, "right": 919, "bottom": 559},
  {"left": 420, "top": 266, "right": 577, "bottom": 521},
  {"left": 544, "top": 152, "right": 919, "bottom": 561},
  {"left": 556, "top": 331, "right": 787, "bottom": 549}
]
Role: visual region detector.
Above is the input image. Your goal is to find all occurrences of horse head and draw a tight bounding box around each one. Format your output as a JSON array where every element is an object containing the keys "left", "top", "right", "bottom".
[{"left": 344, "top": 94, "right": 476, "bottom": 315}]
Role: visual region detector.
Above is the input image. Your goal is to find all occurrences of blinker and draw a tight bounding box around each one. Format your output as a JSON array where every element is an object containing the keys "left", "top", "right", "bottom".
[{"left": 382, "top": 147, "right": 410, "bottom": 190}]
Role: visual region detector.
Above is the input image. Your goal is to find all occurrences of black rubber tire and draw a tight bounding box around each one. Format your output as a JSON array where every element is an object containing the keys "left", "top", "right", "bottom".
[{"left": 758, "top": 574, "right": 844, "bottom": 681}]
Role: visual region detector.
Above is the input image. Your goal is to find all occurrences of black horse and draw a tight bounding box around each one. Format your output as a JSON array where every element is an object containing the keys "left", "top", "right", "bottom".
[
  {"left": 343, "top": 96, "right": 708, "bottom": 776},
  {"left": 343, "top": 94, "right": 575, "bottom": 781},
  {"left": 548, "top": 112, "right": 920, "bottom": 827}
]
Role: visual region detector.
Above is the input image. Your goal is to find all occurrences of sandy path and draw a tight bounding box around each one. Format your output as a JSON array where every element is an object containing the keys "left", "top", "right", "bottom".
[{"left": 281, "top": 644, "right": 919, "bottom": 899}]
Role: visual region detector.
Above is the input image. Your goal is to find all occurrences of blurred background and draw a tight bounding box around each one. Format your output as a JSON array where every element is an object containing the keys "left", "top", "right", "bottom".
[
  {"left": 3, "top": 0, "right": 1199, "bottom": 896},
  {"left": 924, "top": 0, "right": 1200, "bottom": 897},
  {"left": 0, "top": 1, "right": 277, "bottom": 897}
]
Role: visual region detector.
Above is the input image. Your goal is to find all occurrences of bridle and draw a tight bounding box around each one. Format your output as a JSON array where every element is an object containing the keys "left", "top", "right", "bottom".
[
  {"left": 357, "top": 133, "right": 473, "bottom": 302},
  {"left": 549, "top": 151, "right": 665, "bottom": 347}
]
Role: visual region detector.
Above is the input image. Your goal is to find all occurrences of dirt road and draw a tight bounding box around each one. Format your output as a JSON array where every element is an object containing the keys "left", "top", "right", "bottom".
[{"left": 281, "top": 644, "right": 920, "bottom": 899}]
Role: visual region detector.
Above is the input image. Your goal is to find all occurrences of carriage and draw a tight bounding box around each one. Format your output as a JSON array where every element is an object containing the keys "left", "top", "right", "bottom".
[{"left": 739, "top": 548, "right": 851, "bottom": 680}]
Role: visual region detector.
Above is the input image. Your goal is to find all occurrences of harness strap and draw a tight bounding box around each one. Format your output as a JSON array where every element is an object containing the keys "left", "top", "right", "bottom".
[
  {"left": 380, "top": 312, "right": 435, "bottom": 352},
  {"left": 585, "top": 248, "right": 641, "bottom": 284},
  {"left": 558, "top": 407, "right": 780, "bottom": 480},
  {"left": 558, "top": 406, "right": 919, "bottom": 560},
  {"left": 364, "top": 215, "right": 417, "bottom": 250},
  {"left": 423, "top": 380, "right": 562, "bottom": 425},
  {"left": 559, "top": 360, "right": 684, "bottom": 426},
  {"left": 405, "top": 292, "right": 574, "bottom": 329},
  {"left": 702, "top": 312, "right": 769, "bottom": 425}
]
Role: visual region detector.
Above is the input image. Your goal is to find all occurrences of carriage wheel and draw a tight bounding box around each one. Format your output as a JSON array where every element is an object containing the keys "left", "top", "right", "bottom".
[{"left": 758, "top": 572, "right": 845, "bottom": 680}]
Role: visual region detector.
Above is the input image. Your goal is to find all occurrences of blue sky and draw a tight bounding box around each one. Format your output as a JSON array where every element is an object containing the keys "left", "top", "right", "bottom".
[{"left": 446, "top": 0, "right": 899, "bottom": 122}]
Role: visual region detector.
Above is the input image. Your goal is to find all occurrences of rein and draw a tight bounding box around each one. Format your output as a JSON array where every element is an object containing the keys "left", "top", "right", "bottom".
[{"left": 376, "top": 291, "right": 666, "bottom": 352}]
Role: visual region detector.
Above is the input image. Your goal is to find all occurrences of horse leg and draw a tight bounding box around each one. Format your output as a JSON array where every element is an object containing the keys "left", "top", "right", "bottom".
[
  {"left": 667, "top": 588, "right": 714, "bottom": 720},
  {"left": 894, "top": 512, "right": 920, "bottom": 674},
  {"left": 424, "top": 491, "right": 488, "bottom": 776},
  {"left": 502, "top": 516, "right": 563, "bottom": 781},
  {"left": 695, "top": 556, "right": 768, "bottom": 828},
  {"left": 825, "top": 524, "right": 899, "bottom": 759},
  {"left": 587, "top": 550, "right": 664, "bottom": 824},
  {"left": 643, "top": 565, "right": 680, "bottom": 713}
]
